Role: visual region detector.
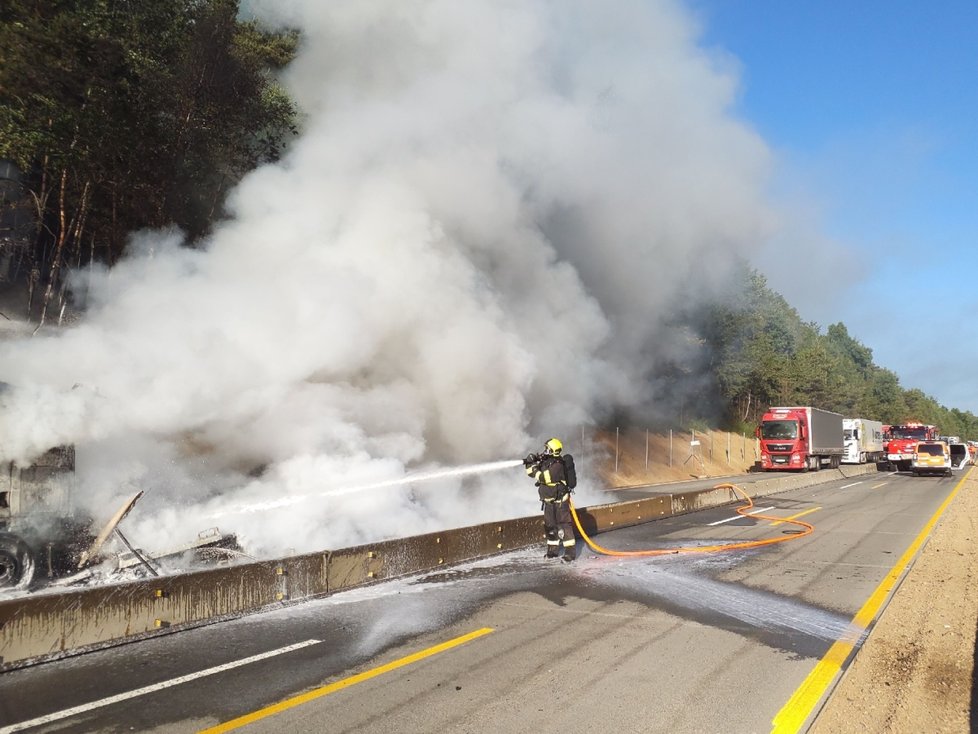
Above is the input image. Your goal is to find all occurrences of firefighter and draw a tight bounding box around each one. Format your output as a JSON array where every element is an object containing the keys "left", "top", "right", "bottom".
[{"left": 524, "top": 438, "right": 578, "bottom": 562}]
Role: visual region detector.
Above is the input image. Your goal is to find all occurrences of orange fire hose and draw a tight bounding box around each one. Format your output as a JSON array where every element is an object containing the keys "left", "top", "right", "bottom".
[{"left": 569, "top": 482, "right": 814, "bottom": 557}]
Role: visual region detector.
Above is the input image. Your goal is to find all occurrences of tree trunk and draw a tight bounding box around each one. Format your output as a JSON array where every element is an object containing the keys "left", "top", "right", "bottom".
[{"left": 36, "top": 173, "right": 89, "bottom": 332}]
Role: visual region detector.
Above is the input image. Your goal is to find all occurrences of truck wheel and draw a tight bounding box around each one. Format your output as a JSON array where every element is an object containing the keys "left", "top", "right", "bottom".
[{"left": 0, "top": 532, "right": 36, "bottom": 590}]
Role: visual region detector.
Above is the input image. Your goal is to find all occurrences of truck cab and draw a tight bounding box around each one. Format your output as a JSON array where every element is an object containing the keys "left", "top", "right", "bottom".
[
  {"left": 0, "top": 445, "right": 90, "bottom": 590},
  {"left": 885, "top": 422, "right": 938, "bottom": 472},
  {"left": 842, "top": 418, "right": 884, "bottom": 464},
  {"left": 758, "top": 413, "right": 804, "bottom": 469}
]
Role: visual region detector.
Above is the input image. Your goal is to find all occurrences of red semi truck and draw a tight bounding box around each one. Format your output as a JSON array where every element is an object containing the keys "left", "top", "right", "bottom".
[
  {"left": 883, "top": 422, "right": 939, "bottom": 472},
  {"left": 756, "top": 406, "right": 845, "bottom": 471}
]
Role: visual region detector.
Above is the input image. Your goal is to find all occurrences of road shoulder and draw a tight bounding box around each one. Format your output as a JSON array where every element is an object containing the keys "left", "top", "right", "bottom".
[{"left": 811, "top": 468, "right": 978, "bottom": 733}]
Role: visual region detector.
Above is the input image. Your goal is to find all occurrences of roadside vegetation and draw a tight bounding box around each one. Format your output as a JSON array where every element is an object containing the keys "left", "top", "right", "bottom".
[
  {"left": 0, "top": 0, "right": 297, "bottom": 325},
  {"left": 2, "top": 1, "right": 974, "bottom": 439},
  {"left": 695, "top": 266, "right": 978, "bottom": 439}
]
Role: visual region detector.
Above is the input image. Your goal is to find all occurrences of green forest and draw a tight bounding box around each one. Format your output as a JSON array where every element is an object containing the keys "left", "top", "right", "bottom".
[
  {"left": 0, "top": 0, "right": 297, "bottom": 325},
  {"left": 2, "top": 0, "right": 975, "bottom": 439},
  {"left": 699, "top": 268, "right": 978, "bottom": 439}
]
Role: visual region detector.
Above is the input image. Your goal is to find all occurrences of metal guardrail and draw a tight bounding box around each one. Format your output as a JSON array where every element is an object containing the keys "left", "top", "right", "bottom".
[{"left": 0, "top": 464, "right": 881, "bottom": 670}]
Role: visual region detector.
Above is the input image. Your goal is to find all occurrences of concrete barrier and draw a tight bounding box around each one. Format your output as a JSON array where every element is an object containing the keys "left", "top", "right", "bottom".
[{"left": 0, "top": 464, "right": 882, "bottom": 670}]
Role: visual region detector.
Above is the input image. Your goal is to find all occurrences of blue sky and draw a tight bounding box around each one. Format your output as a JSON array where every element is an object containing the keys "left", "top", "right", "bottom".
[{"left": 690, "top": 1, "right": 978, "bottom": 414}]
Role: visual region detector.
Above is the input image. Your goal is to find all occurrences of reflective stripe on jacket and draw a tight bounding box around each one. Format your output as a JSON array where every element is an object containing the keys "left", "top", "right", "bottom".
[{"left": 527, "top": 456, "right": 567, "bottom": 487}]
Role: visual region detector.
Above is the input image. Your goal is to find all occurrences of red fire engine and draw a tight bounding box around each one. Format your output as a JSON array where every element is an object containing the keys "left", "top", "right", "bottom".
[{"left": 884, "top": 422, "right": 939, "bottom": 471}]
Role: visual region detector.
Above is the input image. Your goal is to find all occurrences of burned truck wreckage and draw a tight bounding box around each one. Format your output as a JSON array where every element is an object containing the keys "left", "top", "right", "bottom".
[{"left": 0, "top": 445, "right": 242, "bottom": 592}]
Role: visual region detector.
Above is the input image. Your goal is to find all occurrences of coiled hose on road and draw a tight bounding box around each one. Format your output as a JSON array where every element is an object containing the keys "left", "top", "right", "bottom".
[{"left": 569, "top": 483, "right": 814, "bottom": 557}]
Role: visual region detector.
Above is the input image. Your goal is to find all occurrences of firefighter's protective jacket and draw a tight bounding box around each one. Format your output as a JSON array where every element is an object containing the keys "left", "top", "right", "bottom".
[{"left": 527, "top": 454, "right": 570, "bottom": 503}]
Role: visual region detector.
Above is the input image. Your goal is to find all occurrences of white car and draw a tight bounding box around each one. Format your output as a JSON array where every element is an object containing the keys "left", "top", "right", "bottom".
[{"left": 949, "top": 442, "right": 971, "bottom": 469}]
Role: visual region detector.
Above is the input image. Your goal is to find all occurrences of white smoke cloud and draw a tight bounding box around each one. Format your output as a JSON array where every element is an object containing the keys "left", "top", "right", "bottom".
[{"left": 0, "top": 0, "right": 777, "bottom": 557}]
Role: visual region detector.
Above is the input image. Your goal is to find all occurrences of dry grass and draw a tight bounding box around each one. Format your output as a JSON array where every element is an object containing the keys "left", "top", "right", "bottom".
[{"left": 590, "top": 428, "right": 758, "bottom": 487}]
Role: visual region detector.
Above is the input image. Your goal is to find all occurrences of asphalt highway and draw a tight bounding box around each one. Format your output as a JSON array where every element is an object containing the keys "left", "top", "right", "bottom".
[{"left": 0, "top": 468, "right": 963, "bottom": 733}]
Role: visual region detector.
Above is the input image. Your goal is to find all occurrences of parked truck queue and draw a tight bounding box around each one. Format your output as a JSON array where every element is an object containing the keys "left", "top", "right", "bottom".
[{"left": 755, "top": 407, "right": 972, "bottom": 476}]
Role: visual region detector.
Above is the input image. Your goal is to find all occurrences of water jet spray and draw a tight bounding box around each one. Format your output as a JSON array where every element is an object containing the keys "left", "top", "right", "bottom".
[{"left": 208, "top": 459, "right": 524, "bottom": 519}]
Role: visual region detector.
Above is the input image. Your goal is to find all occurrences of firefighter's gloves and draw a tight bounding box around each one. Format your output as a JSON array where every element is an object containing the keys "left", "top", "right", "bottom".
[{"left": 523, "top": 453, "right": 540, "bottom": 468}]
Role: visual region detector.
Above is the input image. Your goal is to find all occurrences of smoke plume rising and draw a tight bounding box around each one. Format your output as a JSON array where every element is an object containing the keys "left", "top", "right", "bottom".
[{"left": 0, "top": 0, "right": 776, "bottom": 558}]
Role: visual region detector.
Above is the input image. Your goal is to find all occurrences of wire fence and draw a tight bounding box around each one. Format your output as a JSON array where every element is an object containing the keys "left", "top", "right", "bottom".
[{"left": 573, "top": 426, "right": 760, "bottom": 481}]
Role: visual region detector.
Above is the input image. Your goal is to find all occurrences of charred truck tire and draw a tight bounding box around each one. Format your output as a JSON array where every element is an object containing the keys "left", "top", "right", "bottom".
[{"left": 0, "top": 532, "right": 36, "bottom": 590}]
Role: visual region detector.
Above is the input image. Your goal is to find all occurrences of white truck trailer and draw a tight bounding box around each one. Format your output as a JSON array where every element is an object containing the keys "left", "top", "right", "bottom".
[{"left": 842, "top": 417, "right": 885, "bottom": 464}]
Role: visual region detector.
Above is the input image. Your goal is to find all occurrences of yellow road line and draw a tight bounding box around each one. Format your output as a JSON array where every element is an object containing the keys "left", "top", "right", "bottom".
[
  {"left": 771, "top": 466, "right": 974, "bottom": 733},
  {"left": 769, "top": 507, "right": 821, "bottom": 526},
  {"left": 199, "top": 627, "right": 495, "bottom": 733},
  {"left": 870, "top": 482, "right": 888, "bottom": 489}
]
